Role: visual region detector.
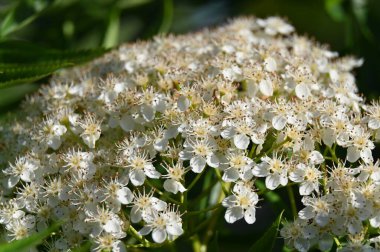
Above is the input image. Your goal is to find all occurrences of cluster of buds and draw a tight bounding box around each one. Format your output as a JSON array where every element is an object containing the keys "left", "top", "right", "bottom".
[{"left": 1, "top": 16, "right": 380, "bottom": 251}]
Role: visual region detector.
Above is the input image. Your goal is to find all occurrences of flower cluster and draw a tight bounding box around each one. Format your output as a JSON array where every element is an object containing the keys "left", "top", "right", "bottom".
[{"left": 1, "top": 16, "right": 380, "bottom": 251}]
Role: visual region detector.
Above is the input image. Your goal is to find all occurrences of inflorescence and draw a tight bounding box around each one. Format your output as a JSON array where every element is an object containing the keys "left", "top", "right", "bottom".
[{"left": 1, "top": 16, "right": 380, "bottom": 251}]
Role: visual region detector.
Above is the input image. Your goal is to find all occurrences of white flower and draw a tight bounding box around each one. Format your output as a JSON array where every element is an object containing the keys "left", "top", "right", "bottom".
[
  {"left": 289, "top": 163, "right": 321, "bottom": 195},
  {"left": 102, "top": 177, "right": 134, "bottom": 212},
  {"left": 3, "top": 156, "right": 39, "bottom": 188},
  {"left": 138, "top": 87, "right": 167, "bottom": 122},
  {"left": 271, "top": 98, "right": 291, "bottom": 130},
  {"left": 264, "top": 56, "right": 277, "bottom": 72},
  {"left": 342, "top": 203, "right": 369, "bottom": 235},
  {"left": 179, "top": 138, "right": 219, "bottom": 173},
  {"left": 162, "top": 162, "right": 188, "bottom": 194},
  {"left": 37, "top": 118, "right": 67, "bottom": 150},
  {"left": 188, "top": 118, "right": 219, "bottom": 139},
  {"left": 62, "top": 149, "right": 96, "bottom": 179},
  {"left": 16, "top": 182, "right": 41, "bottom": 211},
  {"left": 252, "top": 154, "right": 288, "bottom": 190},
  {"left": 127, "top": 151, "right": 161, "bottom": 186},
  {"left": 222, "top": 183, "right": 258, "bottom": 224},
  {"left": 0, "top": 199, "right": 25, "bottom": 225},
  {"left": 5, "top": 214, "right": 36, "bottom": 240},
  {"left": 357, "top": 161, "right": 380, "bottom": 184},
  {"left": 93, "top": 233, "right": 126, "bottom": 252},
  {"left": 298, "top": 195, "right": 333, "bottom": 227},
  {"left": 346, "top": 126, "right": 374, "bottom": 164},
  {"left": 280, "top": 219, "right": 317, "bottom": 252},
  {"left": 130, "top": 189, "right": 167, "bottom": 223},
  {"left": 366, "top": 101, "right": 380, "bottom": 129},
  {"left": 222, "top": 150, "right": 254, "bottom": 182},
  {"left": 70, "top": 183, "right": 103, "bottom": 214},
  {"left": 257, "top": 17, "right": 294, "bottom": 35},
  {"left": 79, "top": 114, "right": 102, "bottom": 149},
  {"left": 85, "top": 206, "right": 125, "bottom": 237},
  {"left": 139, "top": 205, "right": 184, "bottom": 243},
  {"left": 222, "top": 65, "right": 243, "bottom": 82}
]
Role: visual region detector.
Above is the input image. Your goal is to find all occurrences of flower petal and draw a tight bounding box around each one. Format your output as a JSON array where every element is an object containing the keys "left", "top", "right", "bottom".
[
  {"left": 130, "top": 169, "right": 146, "bottom": 186},
  {"left": 224, "top": 206, "right": 244, "bottom": 224},
  {"left": 206, "top": 153, "right": 220, "bottom": 168},
  {"left": 117, "top": 187, "right": 134, "bottom": 204},
  {"left": 152, "top": 228, "right": 167, "bottom": 243},
  {"left": 244, "top": 207, "right": 256, "bottom": 224},
  {"left": 166, "top": 222, "right": 184, "bottom": 236},
  {"left": 259, "top": 79, "right": 273, "bottom": 97},
  {"left": 222, "top": 168, "right": 239, "bottom": 182},
  {"left": 190, "top": 156, "right": 206, "bottom": 173},
  {"left": 347, "top": 146, "right": 360, "bottom": 163},
  {"left": 265, "top": 173, "right": 281, "bottom": 190},
  {"left": 233, "top": 134, "right": 250, "bottom": 150},
  {"left": 295, "top": 83, "right": 311, "bottom": 100},
  {"left": 272, "top": 115, "right": 287, "bottom": 130}
]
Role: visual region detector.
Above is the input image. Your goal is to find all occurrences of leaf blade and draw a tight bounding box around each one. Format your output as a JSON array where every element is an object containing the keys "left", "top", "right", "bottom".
[
  {"left": 0, "top": 222, "right": 60, "bottom": 252},
  {"left": 0, "top": 40, "right": 108, "bottom": 89},
  {"left": 248, "top": 210, "right": 284, "bottom": 252}
]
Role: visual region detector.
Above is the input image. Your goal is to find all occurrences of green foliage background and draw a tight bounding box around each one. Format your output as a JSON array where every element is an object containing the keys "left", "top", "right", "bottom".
[{"left": 0, "top": 0, "right": 379, "bottom": 251}]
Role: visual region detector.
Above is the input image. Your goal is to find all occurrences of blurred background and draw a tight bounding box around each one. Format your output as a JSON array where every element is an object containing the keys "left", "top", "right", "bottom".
[{"left": 0, "top": 0, "right": 379, "bottom": 250}]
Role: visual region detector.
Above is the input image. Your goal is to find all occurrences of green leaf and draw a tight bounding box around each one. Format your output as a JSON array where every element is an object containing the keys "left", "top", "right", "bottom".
[
  {"left": 248, "top": 210, "right": 284, "bottom": 252},
  {"left": 116, "top": 0, "right": 153, "bottom": 9},
  {"left": 324, "top": 0, "right": 346, "bottom": 22},
  {"left": 0, "top": 222, "right": 60, "bottom": 252},
  {"left": 103, "top": 8, "right": 121, "bottom": 48},
  {"left": 158, "top": 0, "right": 173, "bottom": 34},
  {"left": 0, "top": 40, "right": 108, "bottom": 89},
  {"left": 0, "top": 0, "right": 53, "bottom": 38},
  {"left": 351, "top": 0, "right": 374, "bottom": 43},
  {"left": 0, "top": 40, "right": 107, "bottom": 64}
]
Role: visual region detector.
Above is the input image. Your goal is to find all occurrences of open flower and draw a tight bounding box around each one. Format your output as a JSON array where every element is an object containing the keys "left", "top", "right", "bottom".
[
  {"left": 126, "top": 151, "right": 161, "bottom": 186},
  {"left": 289, "top": 163, "right": 321, "bottom": 195},
  {"left": 252, "top": 153, "right": 288, "bottom": 190},
  {"left": 3, "top": 156, "right": 39, "bottom": 188},
  {"left": 79, "top": 114, "right": 102, "bottom": 148},
  {"left": 139, "top": 205, "right": 183, "bottom": 243},
  {"left": 222, "top": 182, "right": 259, "bottom": 224},
  {"left": 162, "top": 161, "right": 188, "bottom": 194},
  {"left": 179, "top": 138, "right": 220, "bottom": 173}
]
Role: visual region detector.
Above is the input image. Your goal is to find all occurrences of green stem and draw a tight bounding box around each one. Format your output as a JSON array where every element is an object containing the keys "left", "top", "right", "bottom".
[
  {"left": 190, "top": 179, "right": 218, "bottom": 204},
  {"left": 127, "top": 225, "right": 148, "bottom": 245},
  {"left": 127, "top": 226, "right": 167, "bottom": 248},
  {"left": 187, "top": 203, "right": 222, "bottom": 215},
  {"left": 187, "top": 170, "right": 205, "bottom": 191},
  {"left": 214, "top": 169, "right": 229, "bottom": 195},
  {"left": 103, "top": 7, "right": 120, "bottom": 48},
  {"left": 334, "top": 237, "right": 342, "bottom": 248},
  {"left": 192, "top": 235, "right": 202, "bottom": 252},
  {"left": 321, "top": 163, "right": 328, "bottom": 194},
  {"left": 158, "top": 0, "right": 173, "bottom": 34},
  {"left": 248, "top": 144, "right": 256, "bottom": 159},
  {"left": 326, "top": 145, "right": 339, "bottom": 163},
  {"left": 287, "top": 185, "right": 298, "bottom": 217},
  {"left": 202, "top": 182, "right": 231, "bottom": 248}
]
